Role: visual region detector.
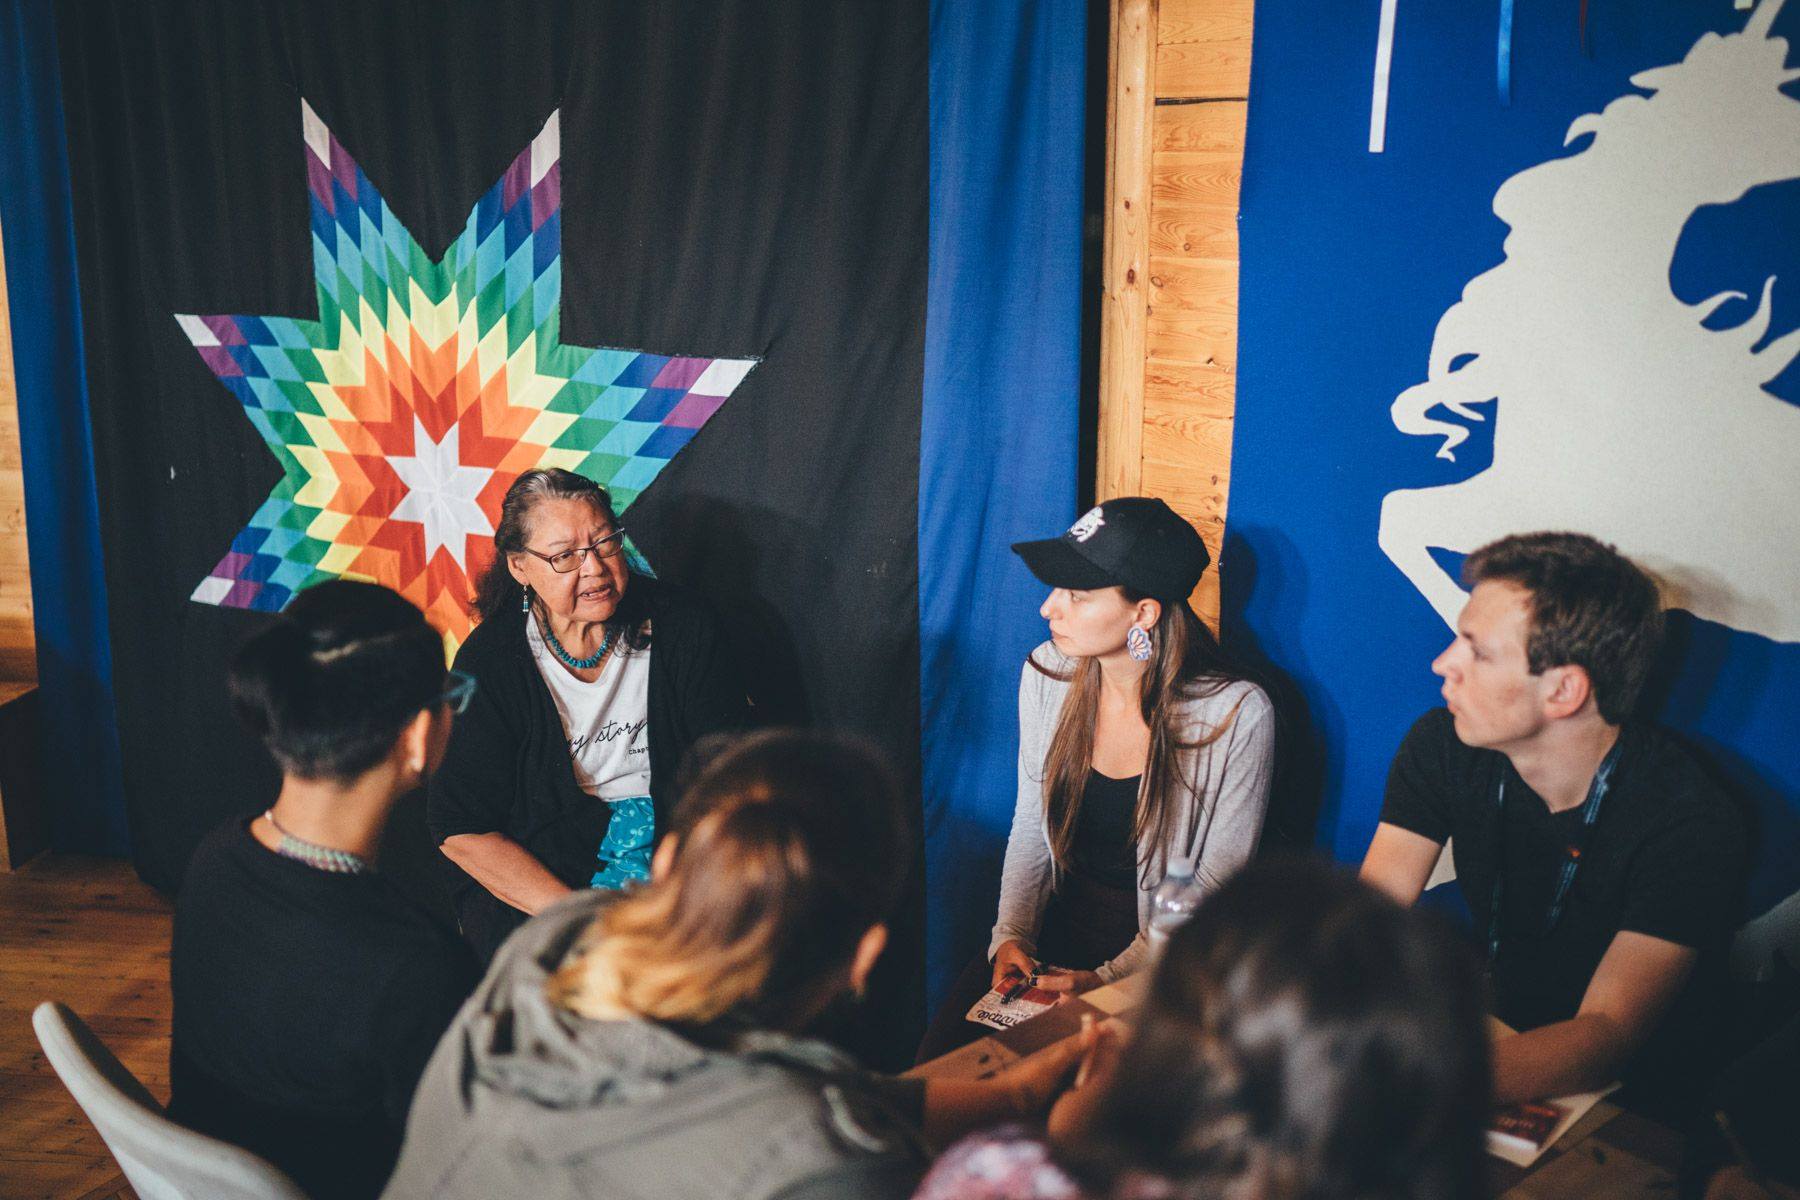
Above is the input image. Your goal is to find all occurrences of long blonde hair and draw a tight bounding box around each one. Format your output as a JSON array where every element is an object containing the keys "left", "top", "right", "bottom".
[
  {"left": 550, "top": 730, "right": 909, "bottom": 1028},
  {"left": 1037, "top": 592, "right": 1249, "bottom": 882}
]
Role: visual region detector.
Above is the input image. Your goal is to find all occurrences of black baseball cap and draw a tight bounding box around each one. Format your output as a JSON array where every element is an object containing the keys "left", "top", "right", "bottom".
[{"left": 1011, "top": 497, "right": 1211, "bottom": 602}]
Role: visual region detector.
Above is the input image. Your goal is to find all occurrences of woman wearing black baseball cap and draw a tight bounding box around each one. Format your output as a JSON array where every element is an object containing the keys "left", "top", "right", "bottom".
[{"left": 917, "top": 498, "right": 1275, "bottom": 1061}]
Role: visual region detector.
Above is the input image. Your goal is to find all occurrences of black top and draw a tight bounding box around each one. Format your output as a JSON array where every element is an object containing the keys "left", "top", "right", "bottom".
[
  {"left": 1381, "top": 708, "right": 1747, "bottom": 1115},
  {"left": 169, "top": 818, "right": 478, "bottom": 1200},
  {"left": 1073, "top": 769, "right": 1141, "bottom": 891},
  {"left": 427, "top": 576, "right": 749, "bottom": 961}
]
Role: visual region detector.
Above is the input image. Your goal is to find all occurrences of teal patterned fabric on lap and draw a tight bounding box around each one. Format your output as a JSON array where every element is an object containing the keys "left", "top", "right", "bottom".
[{"left": 591, "top": 796, "right": 655, "bottom": 889}]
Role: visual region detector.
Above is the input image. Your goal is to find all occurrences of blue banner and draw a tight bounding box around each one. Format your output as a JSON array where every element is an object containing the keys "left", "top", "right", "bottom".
[
  {"left": 1233, "top": 0, "right": 1800, "bottom": 919},
  {"left": 0, "top": 0, "right": 128, "bottom": 854},
  {"left": 921, "top": 0, "right": 1084, "bottom": 1006}
]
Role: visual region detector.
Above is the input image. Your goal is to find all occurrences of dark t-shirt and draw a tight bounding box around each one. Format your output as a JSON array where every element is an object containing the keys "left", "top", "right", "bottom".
[
  {"left": 1073, "top": 770, "right": 1141, "bottom": 891},
  {"left": 170, "top": 819, "right": 478, "bottom": 1199},
  {"left": 1381, "top": 709, "right": 1746, "bottom": 1114}
]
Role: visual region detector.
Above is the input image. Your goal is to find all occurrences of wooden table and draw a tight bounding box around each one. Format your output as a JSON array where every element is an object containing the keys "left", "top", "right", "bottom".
[{"left": 907, "top": 974, "right": 1684, "bottom": 1198}]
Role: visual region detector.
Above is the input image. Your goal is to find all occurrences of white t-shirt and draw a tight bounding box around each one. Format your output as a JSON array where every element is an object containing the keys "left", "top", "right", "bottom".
[{"left": 526, "top": 618, "right": 652, "bottom": 801}]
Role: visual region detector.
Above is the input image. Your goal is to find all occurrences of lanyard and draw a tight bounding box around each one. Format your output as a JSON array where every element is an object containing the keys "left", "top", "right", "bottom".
[{"left": 1486, "top": 739, "right": 1624, "bottom": 970}]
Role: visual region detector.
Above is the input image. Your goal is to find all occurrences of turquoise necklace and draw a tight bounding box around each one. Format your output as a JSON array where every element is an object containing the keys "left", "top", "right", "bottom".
[
  {"left": 542, "top": 616, "right": 617, "bottom": 671},
  {"left": 263, "top": 809, "right": 369, "bottom": 875}
]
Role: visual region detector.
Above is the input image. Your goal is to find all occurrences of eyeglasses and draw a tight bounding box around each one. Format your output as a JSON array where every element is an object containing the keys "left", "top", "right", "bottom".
[
  {"left": 521, "top": 529, "right": 626, "bottom": 573},
  {"left": 440, "top": 670, "right": 478, "bottom": 715}
]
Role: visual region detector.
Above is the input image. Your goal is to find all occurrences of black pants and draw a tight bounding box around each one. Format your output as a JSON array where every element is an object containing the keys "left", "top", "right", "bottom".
[{"left": 914, "top": 871, "right": 1136, "bottom": 1064}]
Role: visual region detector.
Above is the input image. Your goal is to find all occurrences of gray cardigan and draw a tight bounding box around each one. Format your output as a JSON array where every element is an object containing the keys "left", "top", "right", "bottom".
[{"left": 988, "top": 641, "right": 1275, "bottom": 983}]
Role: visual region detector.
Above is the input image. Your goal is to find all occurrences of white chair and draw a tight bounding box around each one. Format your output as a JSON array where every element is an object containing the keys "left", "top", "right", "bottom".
[{"left": 31, "top": 1001, "right": 310, "bottom": 1200}]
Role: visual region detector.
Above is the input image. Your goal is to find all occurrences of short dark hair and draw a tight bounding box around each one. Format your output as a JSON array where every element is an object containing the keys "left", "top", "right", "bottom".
[
  {"left": 1463, "top": 532, "right": 1664, "bottom": 723},
  {"left": 228, "top": 580, "right": 446, "bottom": 782},
  {"left": 1064, "top": 859, "right": 1489, "bottom": 1200}
]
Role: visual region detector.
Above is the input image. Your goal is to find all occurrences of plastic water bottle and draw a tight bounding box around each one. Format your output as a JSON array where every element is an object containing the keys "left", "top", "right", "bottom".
[{"left": 1148, "top": 856, "right": 1201, "bottom": 948}]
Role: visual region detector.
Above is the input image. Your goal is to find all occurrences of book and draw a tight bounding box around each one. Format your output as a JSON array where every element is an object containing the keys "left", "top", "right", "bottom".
[
  {"left": 1485, "top": 1086, "right": 1618, "bottom": 1167},
  {"left": 1488, "top": 1101, "right": 1567, "bottom": 1157},
  {"left": 965, "top": 981, "right": 1060, "bottom": 1031},
  {"left": 1483, "top": 1018, "right": 1621, "bottom": 1168}
]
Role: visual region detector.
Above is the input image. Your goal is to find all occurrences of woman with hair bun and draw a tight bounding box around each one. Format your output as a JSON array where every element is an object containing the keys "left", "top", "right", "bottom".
[
  {"left": 429, "top": 467, "right": 749, "bottom": 963},
  {"left": 169, "top": 580, "right": 479, "bottom": 1200},
  {"left": 389, "top": 730, "right": 1092, "bottom": 1200}
]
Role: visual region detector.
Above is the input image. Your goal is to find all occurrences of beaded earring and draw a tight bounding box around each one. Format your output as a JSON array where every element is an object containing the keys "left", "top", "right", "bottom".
[{"left": 520, "top": 585, "right": 532, "bottom": 614}]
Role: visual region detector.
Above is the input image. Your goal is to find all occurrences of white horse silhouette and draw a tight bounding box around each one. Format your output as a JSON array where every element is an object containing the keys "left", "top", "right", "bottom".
[{"left": 1379, "top": 0, "right": 1800, "bottom": 643}]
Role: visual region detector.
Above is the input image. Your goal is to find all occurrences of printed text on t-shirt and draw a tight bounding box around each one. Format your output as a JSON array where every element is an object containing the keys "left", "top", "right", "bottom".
[{"left": 570, "top": 718, "right": 647, "bottom": 755}]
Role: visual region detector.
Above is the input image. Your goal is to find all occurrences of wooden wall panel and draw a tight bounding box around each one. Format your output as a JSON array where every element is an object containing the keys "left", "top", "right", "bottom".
[
  {"left": 0, "top": 224, "right": 32, "bottom": 682},
  {"left": 1150, "top": 203, "right": 1236, "bottom": 261},
  {"left": 1100, "top": 0, "right": 1252, "bottom": 629},
  {"left": 1156, "top": 0, "right": 1254, "bottom": 54},
  {"left": 1154, "top": 0, "right": 1253, "bottom": 100},
  {"left": 1151, "top": 98, "right": 1248, "bottom": 152}
]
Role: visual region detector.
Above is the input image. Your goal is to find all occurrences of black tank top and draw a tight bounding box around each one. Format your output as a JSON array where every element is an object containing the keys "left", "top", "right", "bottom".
[{"left": 1073, "top": 769, "right": 1141, "bottom": 891}]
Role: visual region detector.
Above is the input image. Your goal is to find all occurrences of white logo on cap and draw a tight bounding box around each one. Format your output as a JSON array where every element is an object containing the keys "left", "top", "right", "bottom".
[{"left": 1067, "top": 507, "right": 1105, "bottom": 543}]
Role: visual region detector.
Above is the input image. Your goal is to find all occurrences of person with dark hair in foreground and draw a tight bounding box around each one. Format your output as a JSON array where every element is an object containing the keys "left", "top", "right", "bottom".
[
  {"left": 429, "top": 467, "right": 749, "bottom": 963},
  {"left": 1361, "top": 532, "right": 1747, "bottom": 1119},
  {"left": 914, "top": 859, "right": 1491, "bottom": 1200},
  {"left": 388, "top": 730, "right": 1091, "bottom": 1200},
  {"left": 169, "top": 580, "right": 478, "bottom": 1200}
]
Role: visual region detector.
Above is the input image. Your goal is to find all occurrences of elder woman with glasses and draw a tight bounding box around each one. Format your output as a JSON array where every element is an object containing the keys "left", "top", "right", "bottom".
[{"left": 429, "top": 467, "right": 749, "bottom": 962}]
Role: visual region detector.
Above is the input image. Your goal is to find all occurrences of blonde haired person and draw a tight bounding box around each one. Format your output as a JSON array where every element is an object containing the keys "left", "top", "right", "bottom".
[{"left": 387, "top": 731, "right": 1091, "bottom": 1200}]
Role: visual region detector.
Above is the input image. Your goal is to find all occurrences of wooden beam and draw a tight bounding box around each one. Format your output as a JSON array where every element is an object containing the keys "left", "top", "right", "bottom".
[{"left": 1098, "top": 0, "right": 1158, "bottom": 503}]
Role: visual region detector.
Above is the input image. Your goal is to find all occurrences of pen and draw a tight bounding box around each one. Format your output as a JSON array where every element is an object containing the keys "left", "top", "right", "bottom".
[
  {"left": 999, "top": 959, "right": 1041, "bottom": 1004},
  {"left": 1714, "top": 1109, "right": 1766, "bottom": 1189}
]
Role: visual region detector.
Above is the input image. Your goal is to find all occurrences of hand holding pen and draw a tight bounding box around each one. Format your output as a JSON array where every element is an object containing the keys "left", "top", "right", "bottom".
[
  {"left": 999, "top": 966, "right": 1041, "bottom": 1005},
  {"left": 991, "top": 938, "right": 1039, "bottom": 997}
]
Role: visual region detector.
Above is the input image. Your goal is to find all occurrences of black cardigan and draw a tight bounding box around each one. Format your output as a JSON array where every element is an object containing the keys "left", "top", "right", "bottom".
[{"left": 427, "top": 576, "right": 749, "bottom": 962}]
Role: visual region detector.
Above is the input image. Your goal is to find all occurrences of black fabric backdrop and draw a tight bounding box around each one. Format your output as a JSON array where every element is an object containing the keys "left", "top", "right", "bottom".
[{"left": 58, "top": 0, "right": 925, "bottom": 1058}]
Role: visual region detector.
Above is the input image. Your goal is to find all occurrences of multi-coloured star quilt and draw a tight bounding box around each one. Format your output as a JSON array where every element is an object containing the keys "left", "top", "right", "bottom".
[{"left": 176, "top": 102, "right": 756, "bottom": 644}]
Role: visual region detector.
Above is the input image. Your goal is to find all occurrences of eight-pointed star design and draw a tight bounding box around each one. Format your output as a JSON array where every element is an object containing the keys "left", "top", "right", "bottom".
[
  {"left": 387, "top": 420, "right": 495, "bottom": 570},
  {"left": 177, "top": 103, "right": 758, "bottom": 646}
]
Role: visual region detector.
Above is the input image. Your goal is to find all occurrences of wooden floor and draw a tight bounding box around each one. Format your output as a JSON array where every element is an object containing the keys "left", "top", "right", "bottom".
[{"left": 0, "top": 856, "right": 170, "bottom": 1200}]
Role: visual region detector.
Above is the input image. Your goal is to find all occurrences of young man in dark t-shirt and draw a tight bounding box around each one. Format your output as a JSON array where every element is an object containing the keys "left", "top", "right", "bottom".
[
  {"left": 173, "top": 819, "right": 475, "bottom": 1198},
  {"left": 169, "top": 582, "right": 478, "bottom": 1199},
  {"left": 1360, "top": 533, "right": 1746, "bottom": 1118}
]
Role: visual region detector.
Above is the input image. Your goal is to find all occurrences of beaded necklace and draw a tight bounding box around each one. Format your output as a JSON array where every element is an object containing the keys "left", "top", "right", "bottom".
[
  {"left": 541, "top": 616, "right": 617, "bottom": 671},
  {"left": 263, "top": 809, "right": 369, "bottom": 875}
]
